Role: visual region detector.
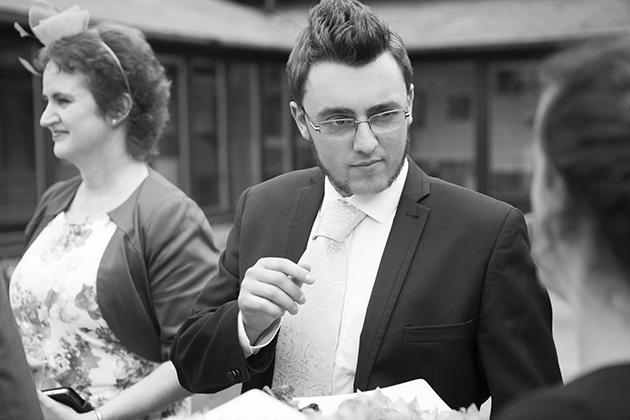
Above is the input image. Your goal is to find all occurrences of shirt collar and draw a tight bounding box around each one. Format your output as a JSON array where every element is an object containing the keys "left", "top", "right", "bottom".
[{"left": 323, "top": 158, "right": 408, "bottom": 224}]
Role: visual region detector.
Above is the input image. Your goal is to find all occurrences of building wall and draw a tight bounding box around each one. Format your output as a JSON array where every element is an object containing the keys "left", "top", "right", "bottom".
[
  {"left": 0, "top": 6, "right": 570, "bottom": 416},
  {"left": 410, "top": 54, "right": 545, "bottom": 211},
  {"left": 0, "top": 28, "right": 550, "bottom": 257},
  {"left": 0, "top": 29, "right": 311, "bottom": 257}
]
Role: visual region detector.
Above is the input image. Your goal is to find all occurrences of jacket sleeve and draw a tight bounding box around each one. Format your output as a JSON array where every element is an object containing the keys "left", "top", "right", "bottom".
[
  {"left": 141, "top": 193, "right": 221, "bottom": 361},
  {"left": 170, "top": 187, "right": 276, "bottom": 393},
  {"left": 477, "top": 207, "right": 562, "bottom": 416}
]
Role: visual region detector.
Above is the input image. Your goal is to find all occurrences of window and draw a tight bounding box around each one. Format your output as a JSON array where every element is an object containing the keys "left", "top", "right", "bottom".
[
  {"left": 260, "top": 63, "right": 286, "bottom": 180},
  {"left": 226, "top": 61, "right": 255, "bottom": 205},
  {"left": 410, "top": 61, "right": 477, "bottom": 190},
  {"left": 152, "top": 59, "right": 184, "bottom": 188},
  {"left": 446, "top": 94, "right": 471, "bottom": 121},
  {"left": 189, "top": 60, "right": 221, "bottom": 209},
  {"left": 0, "top": 67, "right": 37, "bottom": 234},
  {"left": 488, "top": 60, "right": 540, "bottom": 212},
  {"left": 0, "top": 41, "right": 39, "bottom": 256}
]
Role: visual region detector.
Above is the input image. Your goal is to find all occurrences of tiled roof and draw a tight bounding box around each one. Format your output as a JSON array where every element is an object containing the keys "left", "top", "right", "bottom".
[
  {"left": 278, "top": 0, "right": 630, "bottom": 51},
  {"left": 2, "top": 0, "right": 629, "bottom": 52},
  {"left": 0, "top": 0, "right": 299, "bottom": 51},
  {"left": 390, "top": 0, "right": 630, "bottom": 50}
]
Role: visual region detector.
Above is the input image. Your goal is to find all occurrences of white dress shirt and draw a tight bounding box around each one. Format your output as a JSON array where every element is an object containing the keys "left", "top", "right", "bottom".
[{"left": 239, "top": 160, "right": 408, "bottom": 394}]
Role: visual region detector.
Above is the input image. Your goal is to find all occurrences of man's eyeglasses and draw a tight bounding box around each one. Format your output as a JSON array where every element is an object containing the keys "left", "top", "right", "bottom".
[{"left": 303, "top": 108, "right": 411, "bottom": 140}]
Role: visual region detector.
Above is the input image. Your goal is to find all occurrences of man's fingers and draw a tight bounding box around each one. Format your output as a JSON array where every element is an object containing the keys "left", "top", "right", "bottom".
[
  {"left": 239, "top": 257, "right": 312, "bottom": 321},
  {"left": 260, "top": 257, "right": 314, "bottom": 285},
  {"left": 241, "top": 275, "right": 301, "bottom": 315}
]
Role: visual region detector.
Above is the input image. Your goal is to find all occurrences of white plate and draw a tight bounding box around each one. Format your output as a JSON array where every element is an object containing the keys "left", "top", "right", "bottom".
[
  {"left": 201, "top": 389, "right": 307, "bottom": 420},
  {"left": 295, "top": 379, "right": 451, "bottom": 415}
]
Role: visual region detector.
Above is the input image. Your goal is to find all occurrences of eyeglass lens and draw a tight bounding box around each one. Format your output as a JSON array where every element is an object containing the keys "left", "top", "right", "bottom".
[{"left": 319, "top": 109, "right": 407, "bottom": 138}]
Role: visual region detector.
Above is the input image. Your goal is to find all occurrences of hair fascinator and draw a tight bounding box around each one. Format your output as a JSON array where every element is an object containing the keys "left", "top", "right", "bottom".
[
  {"left": 19, "top": 1, "right": 89, "bottom": 46},
  {"left": 14, "top": 1, "right": 130, "bottom": 93},
  {"left": 15, "top": 1, "right": 89, "bottom": 75}
]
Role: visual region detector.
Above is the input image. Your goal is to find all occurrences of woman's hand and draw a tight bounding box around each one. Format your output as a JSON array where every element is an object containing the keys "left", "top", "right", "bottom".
[
  {"left": 37, "top": 390, "right": 92, "bottom": 420},
  {"left": 27, "top": 356, "right": 49, "bottom": 389}
]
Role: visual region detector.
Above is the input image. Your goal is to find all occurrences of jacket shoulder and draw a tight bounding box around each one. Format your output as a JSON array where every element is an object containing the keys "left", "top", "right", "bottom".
[
  {"left": 248, "top": 167, "right": 321, "bottom": 195},
  {"left": 24, "top": 176, "right": 82, "bottom": 246},
  {"left": 108, "top": 169, "right": 213, "bottom": 245},
  {"left": 137, "top": 170, "right": 196, "bottom": 208},
  {"left": 39, "top": 176, "right": 82, "bottom": 208},
  {"left": 113, "top": 170, "right": 203, "bottom": 221},
  {"left": 428, "top": 177, "right": 519, "bottom": 216}
]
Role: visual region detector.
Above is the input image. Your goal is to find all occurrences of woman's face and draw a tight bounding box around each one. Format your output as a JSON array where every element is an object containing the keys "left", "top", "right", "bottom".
[{"left": 39, "top": 62, "right": 112, "bottom": 164}]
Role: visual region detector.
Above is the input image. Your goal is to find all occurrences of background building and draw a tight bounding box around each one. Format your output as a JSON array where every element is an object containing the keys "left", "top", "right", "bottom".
[{"left": 1, "top": 0, "right": 629, "bottom": 258}]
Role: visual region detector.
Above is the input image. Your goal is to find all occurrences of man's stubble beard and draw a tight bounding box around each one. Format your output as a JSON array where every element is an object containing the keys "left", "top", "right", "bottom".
[{"left": 308, "top": 131, "right": 411, "bottom": 196}]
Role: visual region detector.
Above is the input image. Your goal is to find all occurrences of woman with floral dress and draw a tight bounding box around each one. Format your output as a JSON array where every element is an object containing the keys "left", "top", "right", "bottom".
[{"left": 10, "top": 3, "right": 219, "bottom": 420}]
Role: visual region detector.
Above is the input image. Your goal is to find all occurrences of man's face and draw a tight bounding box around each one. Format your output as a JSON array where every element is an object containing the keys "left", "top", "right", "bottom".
[{"left": 291, "top": 52, "right": 413, "bottom": 197}]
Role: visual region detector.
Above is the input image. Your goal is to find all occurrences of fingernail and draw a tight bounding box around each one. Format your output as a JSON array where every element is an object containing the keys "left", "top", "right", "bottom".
[
  {"left": 304, "top": 274, "right": 315, "bottom": 284},
  {"left": 298, "top": 294, "right": 306, "bottom": 304}
]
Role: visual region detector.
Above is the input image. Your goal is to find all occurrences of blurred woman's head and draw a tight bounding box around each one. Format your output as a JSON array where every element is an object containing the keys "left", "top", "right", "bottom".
[
  {"left": 532, "top": 33, "right": 630, "bottom": 297},
  {"left": 35, "top": 22, "right": 171, "bottom": 161}
]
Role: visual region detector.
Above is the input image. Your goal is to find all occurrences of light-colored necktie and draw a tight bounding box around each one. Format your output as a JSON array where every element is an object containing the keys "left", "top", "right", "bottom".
[{"left": 272, "top": 199, "right": 367, "bottom": 397}]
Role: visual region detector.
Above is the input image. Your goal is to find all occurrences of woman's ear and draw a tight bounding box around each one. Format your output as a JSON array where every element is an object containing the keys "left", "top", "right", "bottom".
[
  {"left": 109, "top": 92, "right": 133, "bottom": 126},
  {"left": 290, "top": 101, "right": 312, "bottom": 141}
]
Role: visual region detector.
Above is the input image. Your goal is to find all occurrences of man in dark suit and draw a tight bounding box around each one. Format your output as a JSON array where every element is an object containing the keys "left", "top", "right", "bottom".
[
  {"left": 0, "top": 272, "right": 43, "bottom": 420},
  {"left": 170, "top": 0, "right": 562, "bottom": 416}
]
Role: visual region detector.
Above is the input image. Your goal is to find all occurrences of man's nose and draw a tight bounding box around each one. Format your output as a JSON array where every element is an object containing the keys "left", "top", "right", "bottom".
[{"left": 352, "top": 120, "right": 378, "bottom": 154}]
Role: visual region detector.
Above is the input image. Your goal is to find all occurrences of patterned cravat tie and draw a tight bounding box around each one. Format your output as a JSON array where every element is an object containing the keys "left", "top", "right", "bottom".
[{"left": 273, "top": 199, "right": 367, "bottom": 397}]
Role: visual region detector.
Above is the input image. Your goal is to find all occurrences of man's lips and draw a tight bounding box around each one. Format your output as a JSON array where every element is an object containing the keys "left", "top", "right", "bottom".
[{"left": 352, "top": 159, "right": 381, "bottom": 168}]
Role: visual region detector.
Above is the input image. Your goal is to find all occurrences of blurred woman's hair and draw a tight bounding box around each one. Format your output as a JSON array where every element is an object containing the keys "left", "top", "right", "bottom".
[
  {"left": 539, "top": 33, "right": 630, "bottom": 277},
  {"left": 35, "top": 22, "right": 171, "bottom": 161}
]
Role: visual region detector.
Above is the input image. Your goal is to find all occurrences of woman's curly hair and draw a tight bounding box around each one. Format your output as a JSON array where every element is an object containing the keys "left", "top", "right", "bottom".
[{"left": 35, "top": 21, "right": 171, "bottom": 161}]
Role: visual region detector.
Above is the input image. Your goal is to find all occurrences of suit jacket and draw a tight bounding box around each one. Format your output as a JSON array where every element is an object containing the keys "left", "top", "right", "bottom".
[
  {"left": 171, "top": 159, "right": 562, "bottom": 415},
  {"left": 0, "top": 275, "right": 43, "bottom": 420}
]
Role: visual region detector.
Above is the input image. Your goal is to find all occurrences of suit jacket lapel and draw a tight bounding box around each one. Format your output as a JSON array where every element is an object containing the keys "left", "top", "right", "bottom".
[
  {"left": 354, "top": 159, "right": 431, "bottom": 391},
  {"left": 284, "top": 171, "right": 325, "bottom": 263}
]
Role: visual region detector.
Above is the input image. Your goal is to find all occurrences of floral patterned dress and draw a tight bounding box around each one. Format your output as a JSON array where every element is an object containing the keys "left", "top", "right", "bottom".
[{"left": 10, "top": 212, "right": 189, "bottom": 419}]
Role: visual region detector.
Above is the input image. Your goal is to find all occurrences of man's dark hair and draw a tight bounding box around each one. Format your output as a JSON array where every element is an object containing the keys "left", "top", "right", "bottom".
[{"left": 286, "top": 0, "right": 413, "bottom": 105}]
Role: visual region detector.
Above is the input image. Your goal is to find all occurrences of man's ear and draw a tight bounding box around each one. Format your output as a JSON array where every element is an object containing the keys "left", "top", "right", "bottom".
[
  {"left": 290, "top": 101, "right": 312, "bottom": 141},
  {"left": 407, "top": 84, "right": 414, "bottom": 125}
]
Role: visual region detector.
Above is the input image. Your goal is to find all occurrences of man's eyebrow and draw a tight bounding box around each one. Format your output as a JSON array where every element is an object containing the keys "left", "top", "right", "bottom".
[
  {"left": 317, "top": 106, "right": 354, "bottom": 119},
  {"left": 367, "top": 101, "right": 404, "bottom": 114},
  {"left": 317, "top": 101, "right": 404, "bottom": 119}
]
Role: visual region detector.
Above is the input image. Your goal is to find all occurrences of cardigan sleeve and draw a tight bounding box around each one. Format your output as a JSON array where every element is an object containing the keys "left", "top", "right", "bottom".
[
  {"left": 100, "top": 172, "right": 220, "bottom": 362},
  {"left": 139, "top": 192, "right": 220, "bottom": 360}
]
